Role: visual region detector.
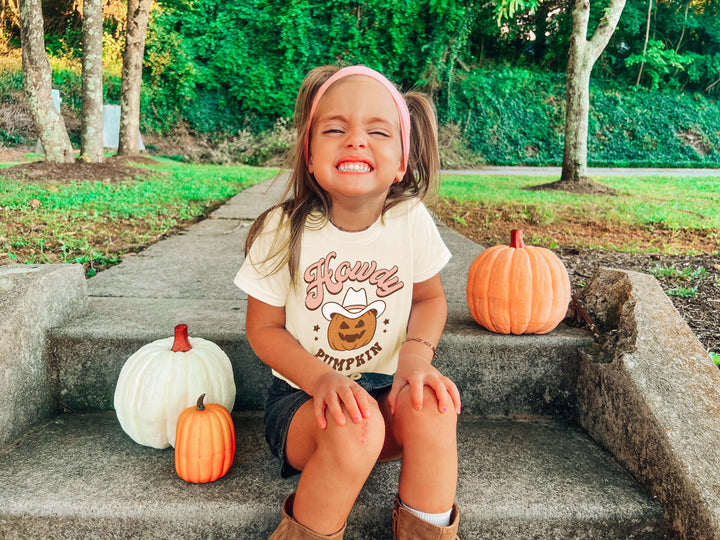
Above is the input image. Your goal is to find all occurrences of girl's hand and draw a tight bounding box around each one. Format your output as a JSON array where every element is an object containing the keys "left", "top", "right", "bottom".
[
  {"left": 309, "top": 371, "right": 375, "bottom": 430},
  {"left": 387, "top": 353, "right": 461, "bottom": 416}
]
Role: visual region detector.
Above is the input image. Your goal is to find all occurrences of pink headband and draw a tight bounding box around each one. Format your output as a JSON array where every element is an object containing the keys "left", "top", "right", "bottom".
[{"left": 303, "top": 66, "right": 411, "bottom": 175}]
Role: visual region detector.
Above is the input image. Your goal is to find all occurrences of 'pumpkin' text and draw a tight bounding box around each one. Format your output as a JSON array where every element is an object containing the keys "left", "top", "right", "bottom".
[{"left": 315, "top": 342, "right": 383, "bottom": 371}]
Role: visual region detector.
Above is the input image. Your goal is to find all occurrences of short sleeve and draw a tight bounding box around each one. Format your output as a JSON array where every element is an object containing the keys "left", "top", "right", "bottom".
[
  {"left": 411, "top": 203, "right": 452, "bottom": 283},
  {"left": 233, "top": 209, "right": 291, "bottom": 307}
]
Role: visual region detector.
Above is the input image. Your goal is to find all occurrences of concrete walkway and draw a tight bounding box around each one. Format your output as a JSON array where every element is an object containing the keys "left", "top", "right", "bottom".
[{"left": 442, "top": 166, "right": 720, "bottom": 176}]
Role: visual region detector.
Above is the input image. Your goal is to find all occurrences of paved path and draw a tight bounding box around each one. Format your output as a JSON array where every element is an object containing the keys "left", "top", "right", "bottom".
[{"left": 442, "top": 166, "right": 720, "bottom": 176}]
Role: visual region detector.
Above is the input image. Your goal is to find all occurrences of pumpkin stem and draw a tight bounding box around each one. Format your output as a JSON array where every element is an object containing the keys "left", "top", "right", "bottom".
[
  {"left": 171, "top": 324, "right": 192, "bottom": 352},
  {"left": 196, "top": 394, "right": 206, "bottom": 411},
  {"left": 510, "top": 229, "right": 526, "bottom": 249}
]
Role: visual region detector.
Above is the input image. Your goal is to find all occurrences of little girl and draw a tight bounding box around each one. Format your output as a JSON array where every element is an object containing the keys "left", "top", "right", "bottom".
[{"left": 235, "top": 65, "right": 462, "bottom": 539}]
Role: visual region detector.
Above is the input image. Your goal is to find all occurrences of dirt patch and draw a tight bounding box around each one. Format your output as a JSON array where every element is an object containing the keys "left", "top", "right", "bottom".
[
  {"left": 0, "top": 154, "right": 161, "bottom": 184},
  {"left": 429, "top": 198, "right": 720, "bottom": 254},
  {"left": 524, "top": 178, "right": 618, "bottom": 195},
  {"left": 429, "top": 198, "right": 720, "bottom": 355},
  {"left": 0, "top": 149, "right": 28, "bottom": 162}
]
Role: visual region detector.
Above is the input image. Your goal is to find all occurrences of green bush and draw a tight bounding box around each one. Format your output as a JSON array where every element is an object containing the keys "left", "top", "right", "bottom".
[
  {"left": 443, "top": 67, "right": 566, "bottom": 165},
  {"left": 589, "top": 84, "right": 720, "bottom": 167},
  {"left": 444, "top": 67, "right": 720, "bottom": 167},
  {"left": 143, "top": 0, "right": 477, "bottom": 134}
]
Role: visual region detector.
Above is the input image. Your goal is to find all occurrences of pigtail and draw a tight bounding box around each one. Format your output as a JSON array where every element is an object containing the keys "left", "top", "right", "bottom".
[
  {"left": 405, "top": 91, "right": 441, "bottom": 199},
  {"left": 385, "top": 91, "right": 441, "bottom": 210}
]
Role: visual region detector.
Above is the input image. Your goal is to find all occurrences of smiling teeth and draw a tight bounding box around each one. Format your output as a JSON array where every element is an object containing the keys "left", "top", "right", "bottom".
[{"left": 338, "top": 162, "right": 371, "bottom": 173}]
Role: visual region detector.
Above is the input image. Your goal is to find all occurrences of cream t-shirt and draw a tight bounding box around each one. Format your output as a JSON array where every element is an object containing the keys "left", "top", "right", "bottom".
[{"left": 234, "top": 199, "right": 452, "bottom": 388}]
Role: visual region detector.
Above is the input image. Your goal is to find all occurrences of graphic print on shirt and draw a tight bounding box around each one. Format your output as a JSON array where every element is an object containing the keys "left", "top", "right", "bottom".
[
  {"left": 303, "top": 251, "right": 405, "bottom": 371},
  {"left": 322, "top": 288, "right": 386, "bottom": 351}
]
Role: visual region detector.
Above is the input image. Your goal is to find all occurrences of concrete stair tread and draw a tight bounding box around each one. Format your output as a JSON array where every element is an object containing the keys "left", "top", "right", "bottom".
[
  {"left": 0, "top": 412, "right": 663, "bottom": 539},
  {"left": 47, "top": 295, "right": 592, "bottom": 416}
]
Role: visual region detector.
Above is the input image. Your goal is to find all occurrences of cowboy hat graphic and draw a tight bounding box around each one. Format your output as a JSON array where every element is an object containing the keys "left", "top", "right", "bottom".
[
  {"left": 322, "top": 288, "right": 386, "bottom": 321},
  {"left": 322, "top": 288, "right": 387, "bottom": 351}
]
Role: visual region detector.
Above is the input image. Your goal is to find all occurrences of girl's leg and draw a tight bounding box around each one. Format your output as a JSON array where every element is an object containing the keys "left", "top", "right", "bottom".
[
  {"left": 285, "top": 399, "right": 386, "bottom": 535},
  {"left": 379, "top": 385, "right": 458, "bottom": 513}
]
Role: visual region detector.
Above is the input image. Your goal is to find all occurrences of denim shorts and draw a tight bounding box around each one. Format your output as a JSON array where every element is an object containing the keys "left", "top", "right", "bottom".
[{"left": 264, "top": 372, "right": 394, "bottom": 477}]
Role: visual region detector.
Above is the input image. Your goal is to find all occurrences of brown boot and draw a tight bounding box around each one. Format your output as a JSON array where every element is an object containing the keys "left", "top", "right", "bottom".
[
  {"left": 268, "top": 494, "right": 346, "bottom": 539},
  {"left": 392, "top": 496, "right": 460, "bottom": 540}
]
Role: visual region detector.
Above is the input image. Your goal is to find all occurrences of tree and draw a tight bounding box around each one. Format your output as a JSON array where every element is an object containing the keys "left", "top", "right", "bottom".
[
  {"left": 118, "top": 0, "right": 152, "bottom": 155},
  {"left": 19, "top": 0, "right": 74, "bottom": 162},
  {"left": 494, "top": 0, "right": 626, "bottom": 187},
  {"left": 560, "top": 0, "right": 627, "bottom": 185},
  {"left": 80, "top": 0, "right": 104, "bottom": 162}
]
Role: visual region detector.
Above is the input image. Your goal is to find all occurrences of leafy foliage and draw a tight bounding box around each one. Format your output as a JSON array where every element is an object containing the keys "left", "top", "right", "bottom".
[
  {"left": 143, "top": 0, "right": 479, "bottom": 133},
  {"left": 444, "top": 67, "right": 720, "bottom": 166},
  {"left": 8, "top": 0, "right": 720, "bottom": 168},
  {"left": 625, "top": 40, "right": 691, "bottom": 89}
]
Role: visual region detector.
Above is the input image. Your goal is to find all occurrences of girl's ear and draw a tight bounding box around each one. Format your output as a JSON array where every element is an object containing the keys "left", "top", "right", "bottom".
[
  {"left": 394, "top": 166, "right": 405, "bottom": 184},
  {"left": 307, "top": 154, "right": 314, "bottom": 174}
]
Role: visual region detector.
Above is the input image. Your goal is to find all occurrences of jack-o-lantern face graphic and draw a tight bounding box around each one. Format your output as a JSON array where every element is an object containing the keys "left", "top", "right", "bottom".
[
  {"left": 321, "top": 288, "right": 386, "bottom": 352},
  {"left": 328, "top": 310, "right": 377, "bottom": 350}
]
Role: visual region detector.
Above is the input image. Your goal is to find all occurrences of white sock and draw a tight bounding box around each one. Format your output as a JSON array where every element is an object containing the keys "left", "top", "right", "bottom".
[{"left": 400, "top": 499, "right": 453, "bottom": 527}]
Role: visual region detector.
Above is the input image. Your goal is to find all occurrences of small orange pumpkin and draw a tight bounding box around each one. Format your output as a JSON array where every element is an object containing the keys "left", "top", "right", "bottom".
[
  {"left": 175, "top": 394, "right": 236, "bottom": 483},
  {"left": 466, "top": 229, "right": 571, "bottom": 334}
]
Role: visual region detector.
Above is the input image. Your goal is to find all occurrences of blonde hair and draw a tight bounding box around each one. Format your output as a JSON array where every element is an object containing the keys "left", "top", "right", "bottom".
[{"left": 244, "top": 65, "right": 441, "bottom": 282}]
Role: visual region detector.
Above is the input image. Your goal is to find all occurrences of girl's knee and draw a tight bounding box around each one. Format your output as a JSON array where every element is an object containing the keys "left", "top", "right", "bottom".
[
  {"left": 394, "top": 385, "right": 457, "bottom": 437},
  {"left": 319, "top": 404, "right": 385, "bottom": 466}
]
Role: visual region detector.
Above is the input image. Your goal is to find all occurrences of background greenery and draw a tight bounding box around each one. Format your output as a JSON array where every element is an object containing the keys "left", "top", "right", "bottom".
[{"left": 1, "top": 0, "right": 719, "bottom": 167}]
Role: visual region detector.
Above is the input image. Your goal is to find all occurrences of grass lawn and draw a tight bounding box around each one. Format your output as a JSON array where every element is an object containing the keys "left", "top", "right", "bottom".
[
  {"left": 1, "top": 159, "right": 719, "bottom": 277},
  {"left": 438, "top": 174, "right": 720, "bottom": 231},
  {"left": 0, "top": 156, "right": 278, "bottom": 275},
  {"left": 432, "top": 173, "right": 720, "bottom": 254}
]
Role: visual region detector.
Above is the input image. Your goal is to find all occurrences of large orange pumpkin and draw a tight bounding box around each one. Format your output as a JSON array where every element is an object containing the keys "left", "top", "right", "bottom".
[
  {"left": 466, "top": 229, "right": 571, "bottom": 334},
  {"left": 175, "top": 394, "right": 236, "bottom": 483}
]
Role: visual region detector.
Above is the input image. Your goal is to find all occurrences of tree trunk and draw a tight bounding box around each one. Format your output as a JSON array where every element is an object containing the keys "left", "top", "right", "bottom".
[
  {"left": 635, "top": 0, "right": 652, "bottom": 86},
  {"left": 560, "top": 0, "right": 627, "bottom": 184},
  {"left": 80, "top": 0, "right": 104, "bottom": 162},
  {"left": 561, "top": 0, "right": 592, "bottom": 182},
  {"left": 117, "top": 0, "right": 151, "bottom": 155},
  {"left": 534, "top": 2, "right": 550, "bottom": 64},
  {"left": 19, "top": 0, "right": 74, "bottom": 162}
]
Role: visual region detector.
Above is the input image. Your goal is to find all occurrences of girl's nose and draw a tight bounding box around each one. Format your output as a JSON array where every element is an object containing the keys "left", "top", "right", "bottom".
[{"left": 345, "top": 128, "right": 367, "bottom": 149}]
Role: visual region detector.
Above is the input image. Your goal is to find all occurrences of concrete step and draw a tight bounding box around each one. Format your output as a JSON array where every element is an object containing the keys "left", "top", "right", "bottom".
[
  {"left": 47, "top": 303, "right": 591, "bottom": 417},
  {"left": 0, "top": 412, "right": 664, "bottom": 539}
]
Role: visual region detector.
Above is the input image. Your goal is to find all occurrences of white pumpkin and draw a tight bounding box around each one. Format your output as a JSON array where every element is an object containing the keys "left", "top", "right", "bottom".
[{"left": 114, "top": 324, "right": 236, "bottom": 449}]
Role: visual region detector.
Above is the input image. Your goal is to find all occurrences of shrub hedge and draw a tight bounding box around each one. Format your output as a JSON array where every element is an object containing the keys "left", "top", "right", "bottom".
[
  {"left": 4, "top": 60, "right": 720, "bottom": 168},
  {"left": 444, "top": 67, "right": 720, "bottom": 167}
]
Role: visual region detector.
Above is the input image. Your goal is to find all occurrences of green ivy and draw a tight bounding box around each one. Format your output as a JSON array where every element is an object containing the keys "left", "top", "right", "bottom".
[
  {"left": 444, "top": 67, "right": 720, "bottom": 167},
  {"left": 143, "top": 0, "right": 478, "bottom": 134}
]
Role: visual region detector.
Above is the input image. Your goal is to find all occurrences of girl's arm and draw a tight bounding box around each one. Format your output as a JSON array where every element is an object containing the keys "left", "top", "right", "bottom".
[
  {"left": 387, "top": 273, "right": 461, "bottom": 415},
  {"left": 246, "top": 295, "right": 374, "bottom": 429}
]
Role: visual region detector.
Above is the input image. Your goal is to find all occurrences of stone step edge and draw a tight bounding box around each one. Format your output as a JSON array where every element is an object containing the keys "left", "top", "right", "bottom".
[
  {"left": 0, "top": 411, "right": 665, "bottom": 540},
  {"left": 47, "top": 318, "right": 592, "bottom": 417}
]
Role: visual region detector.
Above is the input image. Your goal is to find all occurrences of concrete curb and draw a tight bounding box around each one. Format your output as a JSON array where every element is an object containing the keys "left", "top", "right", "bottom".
[
  {"left": 577, "top": 268, "right": 720, "bottom": 538},
  {"left": 0, "top": 264, "right": 87, "bottom": 447}
]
